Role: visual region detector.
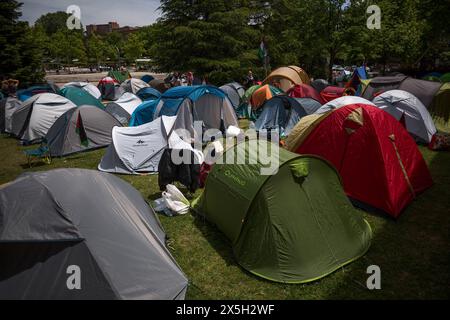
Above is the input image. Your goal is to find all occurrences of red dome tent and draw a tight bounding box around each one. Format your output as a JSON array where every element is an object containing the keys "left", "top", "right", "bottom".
[
  {"left": 287, "top": 84, "right": 325, "bottom": 104},
  {"left": 97, "top": 77, "right": 123, "bottom": 100},
  {"left": 320, "top": 86, "right": 347, "bottom": 103},
  {"left": 286, "top": 103, "right": 433, "bottom": 218}
]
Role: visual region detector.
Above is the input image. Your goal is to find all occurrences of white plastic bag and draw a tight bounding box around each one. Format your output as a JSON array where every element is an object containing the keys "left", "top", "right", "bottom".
[
  {"left": 226, "top": 125, "right": 243, "bottom": 137},
  {"left": 154, "top": 184, "right": 190, "bottom": 216}
]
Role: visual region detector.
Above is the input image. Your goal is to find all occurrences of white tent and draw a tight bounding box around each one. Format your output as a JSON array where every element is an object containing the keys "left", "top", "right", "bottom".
[
  {"left": 121, "top": 78, "right": 150, "bottom": 94},
  {"left": 11, "top": 93, "right": 76, "bottom": 143},
  {"left": 315, "top": 96, "right": 376, "bottom": 114},
  {"left": 105, "top": 92, "right": 143, "bottom": 125},
  {"left": 63, "top": 82, "right": 102, "bottom": 99},
  {"left": 99, "top": 115, "right": 203, "bottom": 174},
  {"left": 99, "top": 116, "right": 176, "bottom": 174},
  {"left": 372, "top": 90, "right": 437, "bottom": 143}
]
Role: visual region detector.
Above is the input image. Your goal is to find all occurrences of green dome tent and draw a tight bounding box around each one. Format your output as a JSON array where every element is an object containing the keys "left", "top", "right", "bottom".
[{"left": 193, "top": 139, "right": 372, "bottom": 283}]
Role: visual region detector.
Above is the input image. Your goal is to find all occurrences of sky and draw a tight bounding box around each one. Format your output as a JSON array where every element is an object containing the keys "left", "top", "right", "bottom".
[{"left": 19, "top": 0, "right": 162, "bottom": 27}]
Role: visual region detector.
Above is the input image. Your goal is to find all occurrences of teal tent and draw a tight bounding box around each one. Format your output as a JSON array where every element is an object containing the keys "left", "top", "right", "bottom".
[{"left": 61, "top": 87, "right": 105, "bottom": 109}]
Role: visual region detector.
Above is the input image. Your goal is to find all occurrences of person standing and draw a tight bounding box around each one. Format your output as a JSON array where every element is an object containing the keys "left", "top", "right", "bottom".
[
  {"left": 245, "top": 70, "right": 255, "bottom": 88},
  {"left": 187, "top": 72, "right": 194, "bottom": 86}
]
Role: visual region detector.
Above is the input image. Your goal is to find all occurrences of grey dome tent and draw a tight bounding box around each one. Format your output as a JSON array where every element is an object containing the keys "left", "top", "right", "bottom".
[
  {"left": 361, "top": 76, "right": 442, "bottom": 108},
  {"left": 121, "top": 78, "right": 150, "bottom": 94},
  {"left": 372, "top": 90, "right": 437, "bottom": 144},
  {"left": 192, "top": 139, "right": 372, "bottom": 283},
  {"left": 105, "top": 92, "right": 143, "bottom": 125},
  {"left": 0, "top": 168, "right": 188, "bottom": 299},
  {"left": 10, "top": 93, "right": 76, "bottom": 143},
  {"left": 148, "top": 85, "right": 238, "bottom": 136},
  {"left": 0, "top": 97, "right": 22, "bottom": 133},
  {"left": 219, "top": 82, "right": 245, "bottom": 109},
  {"left": 311, "top": 79, "right": 329, "bottom": 92},
  {"left": 46, "top": 105, "right": 122, "bottom": 157},
  {"left": 254, "top": 96, "right": 321, "bottom": 136}
]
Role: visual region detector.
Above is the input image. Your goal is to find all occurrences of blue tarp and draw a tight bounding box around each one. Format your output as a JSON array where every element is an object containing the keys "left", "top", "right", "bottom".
[
  {"left": 352, "top": 66, "right": 368, "bottom": 96},
  {"left": 141, "top": 75, "right": 155, "bottom": 83},
  {"left": 355, "top": 66, "right": 368, "bottom": 80}
]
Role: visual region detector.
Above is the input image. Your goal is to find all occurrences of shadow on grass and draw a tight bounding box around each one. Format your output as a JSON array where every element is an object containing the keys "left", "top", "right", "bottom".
[
  {"left": 19, "top": 161, "right": 49, "bottom": 169},
  {"left": 190, "top": 211, "right": 272, "bottom": 284},
  {"left": 325, "top": 147, "right": 450, "bottom": 299}
]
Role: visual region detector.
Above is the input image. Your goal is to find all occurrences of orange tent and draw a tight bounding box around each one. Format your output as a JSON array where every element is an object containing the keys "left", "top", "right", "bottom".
[{"left": 250, "top": 84, "right": 283, "bottom": 109}]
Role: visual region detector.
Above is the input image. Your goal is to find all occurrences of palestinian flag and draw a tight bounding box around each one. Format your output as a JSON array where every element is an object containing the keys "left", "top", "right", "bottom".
[
  {"left": 75, "top": 111, "right": 89, "bottom": 147},
  {"left": 258, "top": 40, "right": 268, "bottom": 61}
]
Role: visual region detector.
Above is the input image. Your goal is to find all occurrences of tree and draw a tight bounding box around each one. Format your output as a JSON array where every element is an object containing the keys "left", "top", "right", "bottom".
[
  {"left": 35, "top": 11, "right": 72, "bottom": 36},
  {"left": 47, "top": 29, "right": 87, "bottom": 66},
  {"left": 123, "top": 32, "right": 147, "bottom": 64},
  {"left": 0, "top": 0, "right": 44, "bottom": 87},
  {"left": 416, "top": 0, "right": 450, "bottom": 70},
  {"left": 104, "top": 31, "right": 126, "bottom": 64},
  {"left": 262, "top": 0, "right": 332, "bottom": 78},
  {"left": 151, "top": 0, "right": 262, "bottom": 84},
  {"left": 86, "top": 34, "right": 114, "bottom": 66}
]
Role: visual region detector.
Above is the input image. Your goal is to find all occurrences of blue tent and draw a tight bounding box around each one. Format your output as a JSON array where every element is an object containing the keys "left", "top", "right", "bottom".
[
  {"left": 129, "top": 99, "right": 161, "bottom": 127},
  {"left": 16, "top": 84, "right": 58, "bottom": 102},
  {"left": 130, "top": 85, "right": 238, "bottom": 131},
  {"left": 141, "top": 74, "right": 155, "bottom": 84},
  {"left": 254, "top": 96, "right": 320, "bottom": 136},
  {"left": 136, "top": 87, "right": 162, "bottom": 101}
]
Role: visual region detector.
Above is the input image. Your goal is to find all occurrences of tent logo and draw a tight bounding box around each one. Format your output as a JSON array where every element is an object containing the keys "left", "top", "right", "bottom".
[
  {"left": 66, "top": 265, "right": 81, "bottom": 290},
  {"left": 134, "top": 139, "right": 148, "bottom": 147},
  {"left": 224, "top": 169, "right": 247, "bottom": 187}
]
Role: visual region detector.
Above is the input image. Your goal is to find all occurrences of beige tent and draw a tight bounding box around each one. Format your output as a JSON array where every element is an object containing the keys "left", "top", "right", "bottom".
[
  {"left": 288, "top": 66, "right": 311, "bottom": 84},
  {"left": 263, "top": 66, "right": 310, "bottom": 92}
]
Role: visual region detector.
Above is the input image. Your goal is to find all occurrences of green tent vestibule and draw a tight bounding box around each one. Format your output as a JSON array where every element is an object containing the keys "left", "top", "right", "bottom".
[{"left": 193, "top": 139, "right": 372, "bottom": 283}]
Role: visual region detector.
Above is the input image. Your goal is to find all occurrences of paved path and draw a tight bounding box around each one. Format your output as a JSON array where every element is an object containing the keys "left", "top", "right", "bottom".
[{"left": 46, "top": 72, "right": 165, "bottom": 87}]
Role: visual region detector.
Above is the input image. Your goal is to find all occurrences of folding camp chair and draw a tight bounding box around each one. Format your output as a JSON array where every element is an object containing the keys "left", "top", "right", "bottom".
[{"left": 24, "top": 139, "right": 51, "bottom": 167}]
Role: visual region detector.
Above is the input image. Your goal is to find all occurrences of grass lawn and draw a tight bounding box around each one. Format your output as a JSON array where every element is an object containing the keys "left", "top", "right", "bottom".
[{"left": 1, "top": 131, "right": 449, "bottom": 300}]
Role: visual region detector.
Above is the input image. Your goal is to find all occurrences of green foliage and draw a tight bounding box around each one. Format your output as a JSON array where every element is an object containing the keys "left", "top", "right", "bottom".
[
  {"left": 123, "top": 32, "right": 147, "bottom": 63},
  {"left": 34, "top": 11, "right": 73, "bottom": 36},
  {"left": 3, "top": 0, "right": 449, "bottom": 86},
  {"left": 0, "top": 0, "right": 44, "bottom": 87},
  {"left": 151, "top": 0, "right": 263, "bottom": 84}
]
